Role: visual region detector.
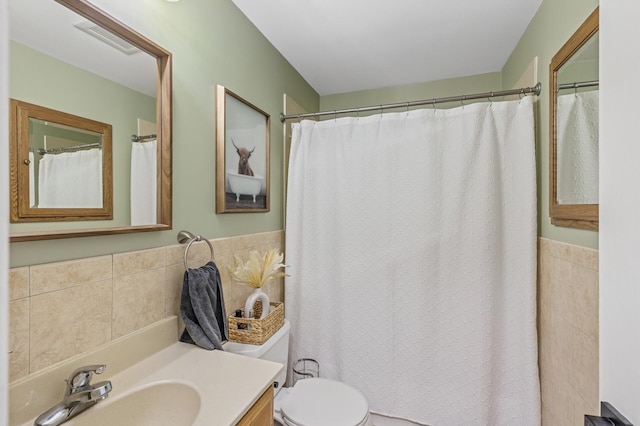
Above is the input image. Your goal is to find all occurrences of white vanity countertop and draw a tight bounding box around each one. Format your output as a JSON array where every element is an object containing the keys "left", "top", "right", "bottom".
[{"left": 17, "top": 342, "right": 283, "bottom": 426}]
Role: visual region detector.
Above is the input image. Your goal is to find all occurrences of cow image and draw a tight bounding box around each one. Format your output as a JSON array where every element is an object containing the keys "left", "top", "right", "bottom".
[{"left": 231, "top": 138, "right": 255, "bottom": 176}]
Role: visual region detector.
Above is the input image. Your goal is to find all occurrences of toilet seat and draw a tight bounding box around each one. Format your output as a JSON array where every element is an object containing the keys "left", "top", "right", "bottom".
[{"left": 280, "top": 378, "right": 370, "bottom": 426}]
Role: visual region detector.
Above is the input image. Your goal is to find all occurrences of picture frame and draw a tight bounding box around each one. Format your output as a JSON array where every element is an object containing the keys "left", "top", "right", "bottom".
[{"left": 216, "top": 85, "right": 270, "bottom": 213}]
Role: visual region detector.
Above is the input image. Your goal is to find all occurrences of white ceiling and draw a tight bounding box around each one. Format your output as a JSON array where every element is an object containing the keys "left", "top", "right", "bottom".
[
  {"left": 232, "top": 0, "right": 543, "bottom": 96},
  {"left": 9, "top": 0, "right": 156, "bottom": 97}
]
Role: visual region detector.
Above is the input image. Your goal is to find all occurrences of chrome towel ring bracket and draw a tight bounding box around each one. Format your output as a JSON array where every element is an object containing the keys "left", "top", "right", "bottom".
[{"left": 177, "top": 230, "right": 214, "bottom": 270}]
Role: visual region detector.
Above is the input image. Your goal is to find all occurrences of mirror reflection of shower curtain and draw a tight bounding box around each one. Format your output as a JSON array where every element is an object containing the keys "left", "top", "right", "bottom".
[
  {"left": 130, "top": 139, "right": 157, "bottom": 225},
  {"left": 37, "top": 149, "right": 102, "bottom": 208},
  {"left": 29, "top": 151, "right": 35, "bottom": 207},
  {"left": 557, "top": 91, "right": 599, "bottom": 204},
  {"left": 285, "top": 97, "right": 539, "bottom": 425}
]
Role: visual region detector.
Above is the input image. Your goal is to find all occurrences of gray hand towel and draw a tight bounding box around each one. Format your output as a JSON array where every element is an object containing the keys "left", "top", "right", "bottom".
[{"left": 179, "top": 261, "right": 228, "bottom": 350}]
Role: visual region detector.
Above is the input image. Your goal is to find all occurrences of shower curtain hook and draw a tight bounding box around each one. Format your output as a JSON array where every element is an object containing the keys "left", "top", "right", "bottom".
[
  {"left": 380, "top": 106, "right": 384, "bottom": 116},
  {"left": 334, "top": 110, "right": 337, "bottom": 122},
  {"left": 405, "top": 102, "right": 410, "bottom": 115}
]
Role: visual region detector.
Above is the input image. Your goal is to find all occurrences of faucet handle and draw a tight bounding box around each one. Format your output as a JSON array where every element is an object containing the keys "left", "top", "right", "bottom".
[{"left": 67, "top": 365, "right": 107, "bottom": 389}]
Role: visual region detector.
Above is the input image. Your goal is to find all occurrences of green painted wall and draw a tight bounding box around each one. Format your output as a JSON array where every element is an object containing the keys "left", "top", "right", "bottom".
[
  {"left": 320, "top": 72, "right": 502, "bottom": 113},
  {"left": 9, "top": 0, "right": 319, "bottom": 267},
  {"left": 502, "top": 0, "right": 599, "bottom": 249}
]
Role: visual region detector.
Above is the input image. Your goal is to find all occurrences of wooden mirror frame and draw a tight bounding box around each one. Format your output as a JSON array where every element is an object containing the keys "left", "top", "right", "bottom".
[
  {"left": 10, "top": 99, "right": 113, "bottom": 222},
  {"left": 549, "top": 7, "right": 599, "bottom": 230},
  {"left": 9, "top": 0, "right": 172, "bottom": 242}
]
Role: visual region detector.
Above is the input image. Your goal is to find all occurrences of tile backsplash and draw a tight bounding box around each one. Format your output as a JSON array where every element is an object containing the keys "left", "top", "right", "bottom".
[
  {"left": 8, "top": 230, "right": 284, "bottom": 383},
  {"left": 538, "top": 237, "right": 599, "bottom": 426}
]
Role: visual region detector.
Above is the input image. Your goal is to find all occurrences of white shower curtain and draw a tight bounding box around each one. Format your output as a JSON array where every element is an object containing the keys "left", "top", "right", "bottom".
[
  {"left": 285, "top": 96, "right": 539, "bottom": 425},
  {"left": 28, "top": 151, "right": 35, "bottom": 207},
  {"left": 557, "top": 91, "right": 599, "bottom": 204},
  {"left": 38, "top": 148, "right": 102, "bottom": 208}
]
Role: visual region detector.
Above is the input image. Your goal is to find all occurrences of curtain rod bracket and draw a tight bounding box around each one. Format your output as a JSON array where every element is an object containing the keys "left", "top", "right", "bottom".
[{"left": 131, "top": 134, "right": 157, "bottom": 142}]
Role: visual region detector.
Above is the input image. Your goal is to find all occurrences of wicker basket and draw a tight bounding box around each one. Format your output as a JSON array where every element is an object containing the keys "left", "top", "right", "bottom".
[{"left": 228, "top": 301, "right": 284, "bottom": 345}]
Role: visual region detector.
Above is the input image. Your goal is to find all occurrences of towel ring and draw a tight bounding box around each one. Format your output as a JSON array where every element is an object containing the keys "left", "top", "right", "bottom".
[{"left": 178, "top": 230, "right": 214, "bottom": 270}]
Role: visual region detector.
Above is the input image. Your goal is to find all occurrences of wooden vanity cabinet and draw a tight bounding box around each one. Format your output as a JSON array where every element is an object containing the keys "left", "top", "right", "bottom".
[{"left": 236, "top": 387, "right": 274, "bottom": 426}]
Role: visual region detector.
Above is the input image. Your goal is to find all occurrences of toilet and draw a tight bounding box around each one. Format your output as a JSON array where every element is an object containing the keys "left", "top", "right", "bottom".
[{"left": 224, "top": 319, "right": 373, "bottom": 426}]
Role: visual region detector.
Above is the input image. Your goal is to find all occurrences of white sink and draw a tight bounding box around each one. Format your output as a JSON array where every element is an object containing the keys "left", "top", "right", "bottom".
[
  {"left": 66, "top": 381, "right": 201, "bottom": 426},
  {"left": 12, "top": 335, "right": 283, "bottom": 426}
]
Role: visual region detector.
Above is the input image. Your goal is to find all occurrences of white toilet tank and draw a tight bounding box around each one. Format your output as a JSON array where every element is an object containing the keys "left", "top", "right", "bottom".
[{"left": 224, "top": 319, "right": 290, "bottom": 391}]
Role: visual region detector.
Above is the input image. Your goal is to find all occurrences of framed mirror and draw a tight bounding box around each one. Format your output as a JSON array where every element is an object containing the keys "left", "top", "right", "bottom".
[
  {"left": 10, "top": 99, "right": 113, "bottom": 222},
  {"left": 8, "top": 0, "right": 172, "bottom": 242},
  {"left": 549, "top": 7, "right": 599, "bottom": 230}
]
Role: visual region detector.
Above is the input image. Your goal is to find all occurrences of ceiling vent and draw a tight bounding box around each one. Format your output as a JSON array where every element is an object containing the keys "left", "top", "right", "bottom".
[{"left": 74, "top": 20, "right": 141, "bottom": 55}]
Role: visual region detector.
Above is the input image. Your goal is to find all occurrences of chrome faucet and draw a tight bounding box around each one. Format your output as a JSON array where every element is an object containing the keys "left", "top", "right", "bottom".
[{"left": 34, "top": 364, "right": 113, "bottom": 426}]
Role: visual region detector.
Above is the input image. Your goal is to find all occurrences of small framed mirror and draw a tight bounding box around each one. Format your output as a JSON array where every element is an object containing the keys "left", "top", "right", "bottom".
[
  {"left": 549, "top": 7, "right": 599, "bottom": 230},
  {"left": 10, "top": 99, "right": 113, "bottom": 222}
]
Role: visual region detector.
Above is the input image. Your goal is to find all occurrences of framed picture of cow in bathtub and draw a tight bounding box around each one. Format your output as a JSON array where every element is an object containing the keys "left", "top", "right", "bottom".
[{"left": 216, "top": 85, "right": 270, "bottom": 213}]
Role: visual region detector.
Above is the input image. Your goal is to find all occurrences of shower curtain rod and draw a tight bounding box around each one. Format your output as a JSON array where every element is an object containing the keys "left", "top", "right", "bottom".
[
  {"left": 37, "top": 142, "right": 102, "bottom": 155},
  {"left": 279, "top": 82, "right": 541, "bottom": 122},
  {"left": 558, "top": 80, "right": 599, "bottom": 90}
]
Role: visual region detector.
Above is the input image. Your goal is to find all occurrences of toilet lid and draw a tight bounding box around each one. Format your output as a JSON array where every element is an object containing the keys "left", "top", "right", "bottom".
[{"left": 280, "top": 378, "right": 369, "bottom": 426}]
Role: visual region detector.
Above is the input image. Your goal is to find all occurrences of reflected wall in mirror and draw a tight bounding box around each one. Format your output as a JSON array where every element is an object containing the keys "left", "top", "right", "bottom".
[
  {"left": 10, "top": 99, "right": 113, "bottom": 221},
  {"left": 550, "top": 7, "right": 599, "bottom": 230},
  {"left": 8, "top": 0, "right": 172, "bottom": 242}
]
